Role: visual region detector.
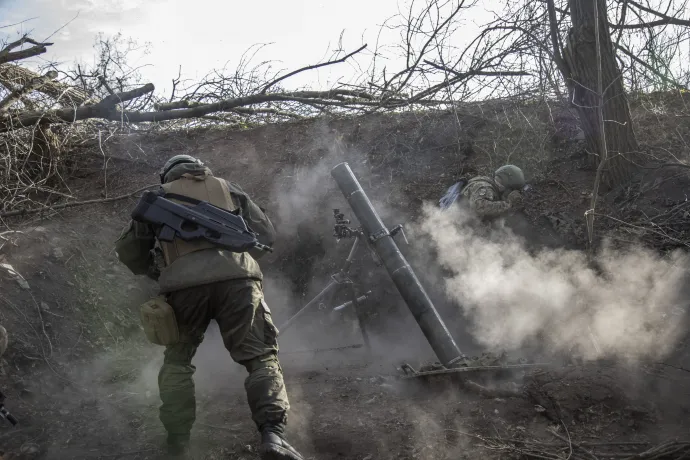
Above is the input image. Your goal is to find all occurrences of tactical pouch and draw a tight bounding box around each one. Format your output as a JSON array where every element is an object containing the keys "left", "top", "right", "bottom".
[{"left": 139, "top": 297, "right": 179, "bottom": 346}]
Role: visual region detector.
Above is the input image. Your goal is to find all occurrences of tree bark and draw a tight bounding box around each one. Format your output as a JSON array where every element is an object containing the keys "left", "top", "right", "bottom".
[{"left": 560, "top": 0, "right": 640, "bottom": 187}]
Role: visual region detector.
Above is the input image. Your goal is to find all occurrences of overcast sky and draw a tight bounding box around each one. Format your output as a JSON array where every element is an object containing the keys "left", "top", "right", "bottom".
[{"left": 0, "top": 0, "right": 418, "bottom": 96}]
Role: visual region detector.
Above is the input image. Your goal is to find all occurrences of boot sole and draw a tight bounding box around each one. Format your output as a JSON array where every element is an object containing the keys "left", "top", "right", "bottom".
[{"left": 259, "top": 444, "right": 305, "bottom": 460}]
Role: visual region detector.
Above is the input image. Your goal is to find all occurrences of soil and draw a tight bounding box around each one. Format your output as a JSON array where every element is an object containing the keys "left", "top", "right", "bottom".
[{"left": 1, "top": 102, "right": 690, "bottom": 460}]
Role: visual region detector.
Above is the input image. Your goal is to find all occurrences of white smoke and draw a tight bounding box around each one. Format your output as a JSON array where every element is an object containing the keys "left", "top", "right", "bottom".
[{"left": 413, "top": 203, "right": 688, "bottom": 362}]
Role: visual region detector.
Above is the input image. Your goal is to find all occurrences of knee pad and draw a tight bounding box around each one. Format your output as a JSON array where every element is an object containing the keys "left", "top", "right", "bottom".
[
  {"left": 242, "top": 353, "right": 281, "bottom": 374},
  {"left": 163, "top": 342, "right": 198, "bottom": 365}
]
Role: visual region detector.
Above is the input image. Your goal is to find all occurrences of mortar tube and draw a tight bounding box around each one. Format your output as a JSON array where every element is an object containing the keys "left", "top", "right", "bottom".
[{"left": 331, "top": 162, "right": 464, "bottom": 367}]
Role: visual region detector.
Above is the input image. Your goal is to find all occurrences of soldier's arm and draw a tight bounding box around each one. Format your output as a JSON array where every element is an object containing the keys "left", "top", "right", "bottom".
[
  {"left": 114, "top": 220, "right": 156, "bottom": 275},
  {"left": 224, "top": 180, "right": 276, "bottom": 259},
  {"left": 468, "top": 186, "right": 513, "bottom": 218}
]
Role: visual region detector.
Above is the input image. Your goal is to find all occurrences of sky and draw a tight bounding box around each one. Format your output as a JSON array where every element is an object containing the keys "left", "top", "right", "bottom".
[{"left": 0, "top": 0, "right": 417, "bottom": 96}]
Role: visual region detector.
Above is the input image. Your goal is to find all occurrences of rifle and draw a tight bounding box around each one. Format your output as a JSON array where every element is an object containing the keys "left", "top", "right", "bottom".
[
  {"left": 131, "top": 191, "right": 273, "bottom": 254},
  {"left": 0, "top": 390, "right": 18, "bottom": 426}
]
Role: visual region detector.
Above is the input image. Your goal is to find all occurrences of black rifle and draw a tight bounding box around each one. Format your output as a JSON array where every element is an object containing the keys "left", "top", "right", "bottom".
[
  {"left": 131, "top": 191, "right": 273, "bottom": 254},
  {"left": 0, "top": 390, "right": 18, "bottom": 426}
]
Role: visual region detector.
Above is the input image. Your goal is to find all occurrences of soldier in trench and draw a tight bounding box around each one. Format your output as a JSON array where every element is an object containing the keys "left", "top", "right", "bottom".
[
  {"left": 114, "top": 155, "right": 304, "bottom": 460},
  {"left": 440, "top": 164, "right": 527, "bottom": 218}
]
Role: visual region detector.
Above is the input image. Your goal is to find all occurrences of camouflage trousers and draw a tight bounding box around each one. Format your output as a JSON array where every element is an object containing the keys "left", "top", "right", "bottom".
[{"left": 158, "top": 279, "right": 289, "bottom": 436}]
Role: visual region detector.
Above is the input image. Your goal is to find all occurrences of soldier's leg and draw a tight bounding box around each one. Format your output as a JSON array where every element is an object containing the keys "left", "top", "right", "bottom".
[
  {"left": 158, "top": 341, "right": 201, "bottom": 436},
  {"left": 213, "top": 279, "right": 288, "bottom": 431},
  {"left": 159, "top": 285, "right": 212, "bottom": 450},
  {"left": 214, "top": 279, "right": 303, "bottom": 460}
]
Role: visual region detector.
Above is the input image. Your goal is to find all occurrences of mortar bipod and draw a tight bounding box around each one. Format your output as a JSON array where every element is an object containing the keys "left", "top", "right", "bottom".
[{"left": 276, "top": 210, "right": 373, "bottom": 353}]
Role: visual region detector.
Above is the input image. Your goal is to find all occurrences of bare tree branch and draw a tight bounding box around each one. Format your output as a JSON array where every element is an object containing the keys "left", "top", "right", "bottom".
[
  {"left": 613, "top": 0, "right": 690, "bottom": 28},
  {"left": 0, "top": 83, "right": 155, "bottom": 132},
  {"left": 0, "top": 184, "right": 158, "bottom": 218},
  {"left": 423, "top": 60, "right": 530, "bottom": 79},
  {"left": 0, "top": 37, "right": 52, "bottom": 64},
  {"left": 615, "top": 42, "right": 688, "bottom": 89},
  {"left": 610, "top": 17, "right": 690, "bottom": 29},
  {"left": 260, "top": 44, "right": 368, "bottom": 94},
  {"left": 546, "top": 0, "right": 570, "bottom": 77},
  {"left": 0, "top": 17, "right": 38, "bottom": 30}
]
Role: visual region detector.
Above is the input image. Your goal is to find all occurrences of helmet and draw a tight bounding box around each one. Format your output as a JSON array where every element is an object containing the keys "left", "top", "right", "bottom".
[
  {"left": 494, "top": 164, "right": 525, "bottom": 190},
  {"left": 159, "top": 155, "right": 203, "bottom": 183}
]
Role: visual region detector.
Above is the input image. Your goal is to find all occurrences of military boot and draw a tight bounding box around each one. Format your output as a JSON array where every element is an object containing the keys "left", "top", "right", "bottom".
[
  {"left": 166, "top": 433, "right": 190, "bottom": 457},
  {"left": 259, "top": 430, "right": 305, "bottom": 460}
]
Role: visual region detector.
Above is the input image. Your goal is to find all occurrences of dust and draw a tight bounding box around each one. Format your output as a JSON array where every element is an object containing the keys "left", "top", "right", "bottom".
[
  {"left": 247, "top": 126, "right": 445, "bottom": 372},
  {"left": 413, "top": 203, "right": 689, "bottom": 362},
  {"left": 268, "top": 123, "right": 346, "bottom": 237}
]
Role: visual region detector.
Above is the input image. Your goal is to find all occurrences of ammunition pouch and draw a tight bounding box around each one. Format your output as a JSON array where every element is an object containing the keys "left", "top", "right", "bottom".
[{"left": 139, "top": 296, "right": 179, "bottom": 346}]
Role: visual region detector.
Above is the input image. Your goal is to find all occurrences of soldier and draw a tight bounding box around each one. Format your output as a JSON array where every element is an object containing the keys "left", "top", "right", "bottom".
[
  {"left": 114, "top": 155, "right": 304, "bottom": 460},
  {"left": 440, "top": 164, "right": 526, "bottom": 218}
]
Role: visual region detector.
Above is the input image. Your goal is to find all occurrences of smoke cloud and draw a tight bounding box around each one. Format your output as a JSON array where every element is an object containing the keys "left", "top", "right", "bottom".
[{"left": 413, "top": 203, "right": 688, "bottom": 362}]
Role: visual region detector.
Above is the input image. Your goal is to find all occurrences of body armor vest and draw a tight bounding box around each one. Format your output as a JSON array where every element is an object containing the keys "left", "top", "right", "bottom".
[{"left": 159, "top": 172, "right": 238, "bottom": 266}]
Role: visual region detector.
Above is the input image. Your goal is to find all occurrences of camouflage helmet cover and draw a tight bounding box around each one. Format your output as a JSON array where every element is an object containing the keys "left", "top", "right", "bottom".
[
  {"left": 159, "top": 155, "right": 204, "bottom": 183},
  {"left": 494, "top": 164, "right": 525, "bottom": 190}
]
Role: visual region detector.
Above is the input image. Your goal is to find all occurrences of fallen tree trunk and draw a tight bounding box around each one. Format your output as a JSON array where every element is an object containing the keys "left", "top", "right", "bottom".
[
  {"left": 0, "top": 87, "right": 379, "bottom": 132},
  {"left": 0, "top": 64, "right": 92, "bottom": 106},
  {"left": 0, "top": 83, "right": 155, "bottom": 131}
]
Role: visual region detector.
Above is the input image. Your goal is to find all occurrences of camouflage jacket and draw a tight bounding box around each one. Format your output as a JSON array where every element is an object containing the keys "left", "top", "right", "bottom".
[
  {"left": 460, "top": 176, "right": 513, "bottom": 218},
  {"left": 114, "top": 163, "right": 276, "bottom": 293}
]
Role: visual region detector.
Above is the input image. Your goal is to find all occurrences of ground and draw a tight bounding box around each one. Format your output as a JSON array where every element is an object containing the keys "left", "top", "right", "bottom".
[{"left": 1, "top": 98, "right": 690, "bottom": 459}]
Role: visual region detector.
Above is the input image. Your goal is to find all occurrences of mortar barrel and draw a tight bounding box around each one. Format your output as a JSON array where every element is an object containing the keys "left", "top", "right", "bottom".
[{"left": 331, "top": 162, "right": 464, "bottom": 366}]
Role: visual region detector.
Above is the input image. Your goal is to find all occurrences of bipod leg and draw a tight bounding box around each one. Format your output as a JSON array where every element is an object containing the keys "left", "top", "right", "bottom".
[
  {"left": 278, "top": 235, "right": 362, "bottom": 336},
  {"left": 278, "top": 279, "right": 339, "bottom": 334},
  {"left": 348, "top": 284, "right": 371, "bottom": 354}
]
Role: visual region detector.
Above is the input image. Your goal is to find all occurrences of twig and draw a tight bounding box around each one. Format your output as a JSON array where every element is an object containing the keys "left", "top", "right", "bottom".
[
  {"left": 28, "top": 290, "right": 53, "bottom": 356},
  {"left": 0, "top": 295, "right": 82, "bottom": 389},
  {"left": 260, "top": 44, "right": 368, "bottom": 94},
  {"left": 0, "top": 184, "right": 158, "bottom": 218},
  {"left": 549, "top": 426, "right": 598, "bottom": 460},
  {"left": 0, "top": 17, "right": 38, "bottom": 29},
  {"left": 593, "top": 212, "right": 690, "bottom": 248},
  {"left": 422, "top": 60, "right": 530, "bottom": 79},
  {"left": 41, "top": 11, "right": 81, "bottom": 43}
]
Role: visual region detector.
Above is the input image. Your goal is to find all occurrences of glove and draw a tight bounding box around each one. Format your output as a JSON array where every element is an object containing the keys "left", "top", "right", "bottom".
[{"left": 507, "top": 190, "right": 524, "bottom": 208}]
